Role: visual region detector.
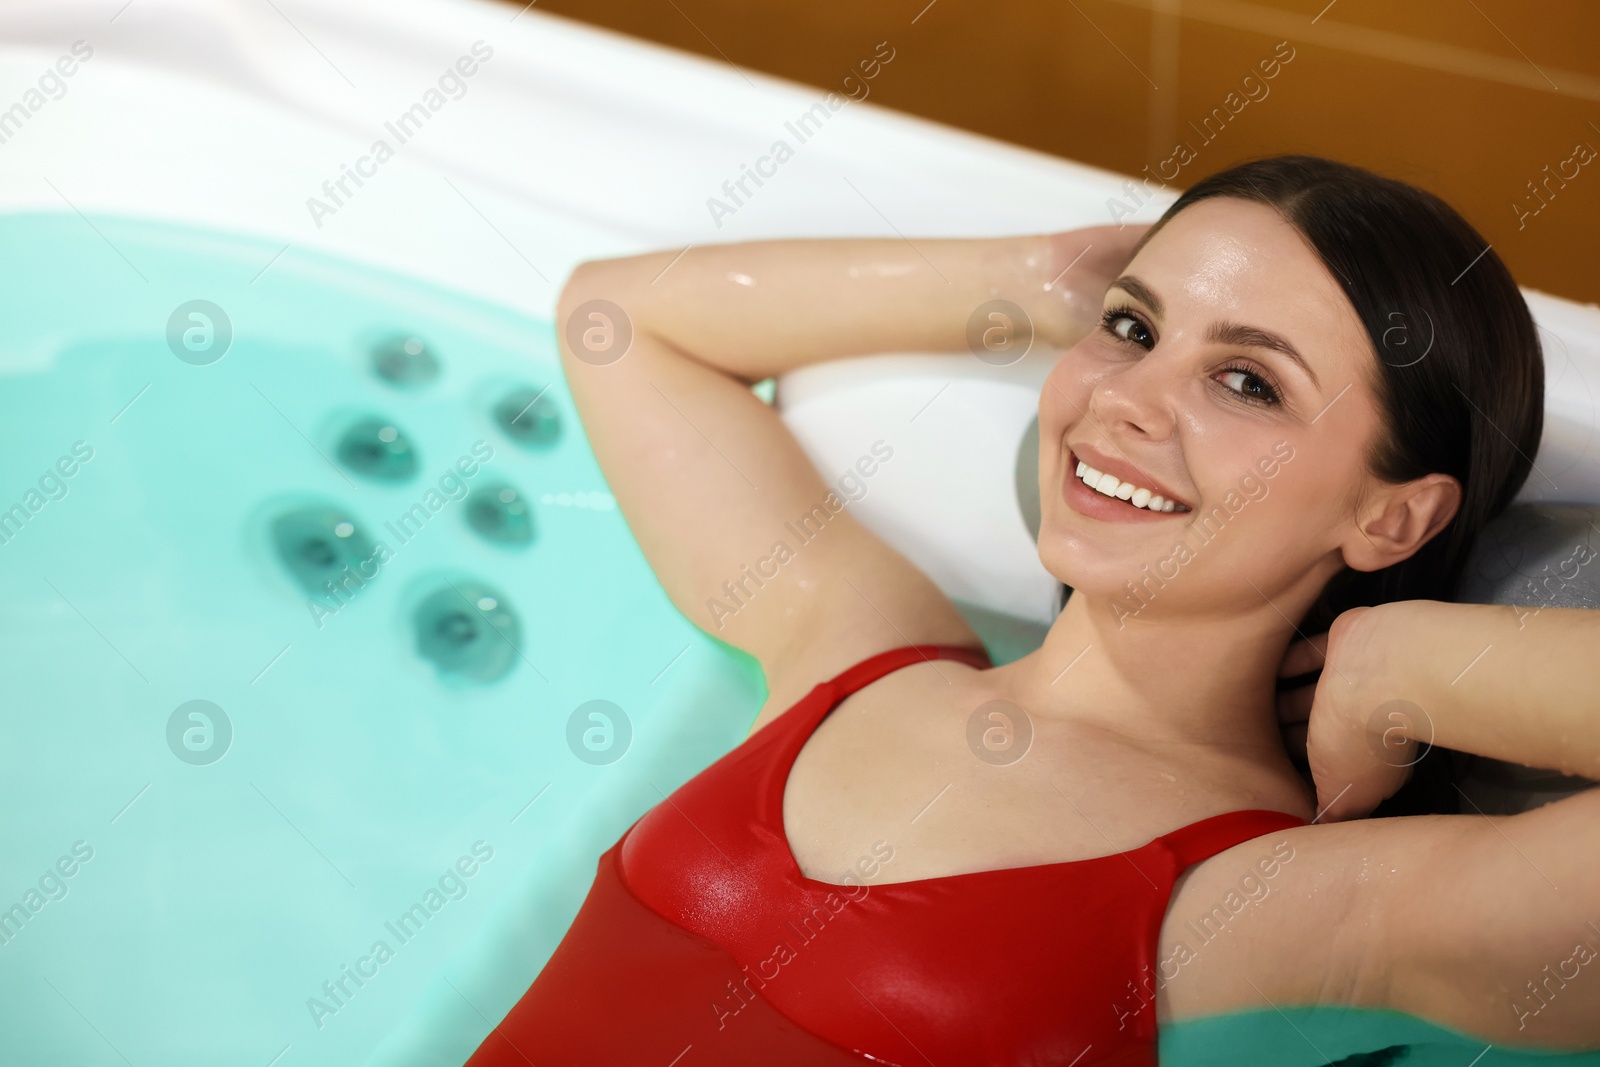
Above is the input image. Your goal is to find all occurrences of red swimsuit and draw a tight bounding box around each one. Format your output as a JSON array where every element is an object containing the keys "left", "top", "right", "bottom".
[{"left": 467, "top": 644, "right": 1307, "bottom": 1066}]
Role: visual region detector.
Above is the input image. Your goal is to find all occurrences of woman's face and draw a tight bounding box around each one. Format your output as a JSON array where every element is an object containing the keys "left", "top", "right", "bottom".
[{"left": 1037, "top": 197, "right": 1385, "bottom": 624}]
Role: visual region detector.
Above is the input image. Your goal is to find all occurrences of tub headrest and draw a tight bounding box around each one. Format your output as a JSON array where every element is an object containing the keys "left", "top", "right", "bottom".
[{"left": 1456, "top": 503, "right": 1600, "bottom": 609}]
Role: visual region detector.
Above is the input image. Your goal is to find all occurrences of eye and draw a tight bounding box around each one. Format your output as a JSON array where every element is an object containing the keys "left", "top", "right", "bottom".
[
  {"left": 1100, "top": 305, "right": 1154, "bottom": 350},
  {"left": 1215, "top": 364, "right": 1282, "bottom": 406}
]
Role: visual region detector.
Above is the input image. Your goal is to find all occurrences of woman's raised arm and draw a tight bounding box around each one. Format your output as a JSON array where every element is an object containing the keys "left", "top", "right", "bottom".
[
  {"left": 1267, "top": 602, "right": 1600, "bottom": 1046},
  {"left": 554, "top": 227, "right": 1143, "bottom": 720},
  {"left": 561, "top": 231, "right": 1132, "bottom": 382}
]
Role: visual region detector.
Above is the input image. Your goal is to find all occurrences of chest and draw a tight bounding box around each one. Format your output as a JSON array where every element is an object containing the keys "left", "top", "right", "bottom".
[{"left": 781, "top": 672, "right": 1245, "bottom": 886}]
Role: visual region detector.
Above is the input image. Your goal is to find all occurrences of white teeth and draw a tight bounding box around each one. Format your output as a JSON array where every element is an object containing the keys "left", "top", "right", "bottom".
[{"left": 1073, "top": 456, "right": 1182, "bottom": 513}]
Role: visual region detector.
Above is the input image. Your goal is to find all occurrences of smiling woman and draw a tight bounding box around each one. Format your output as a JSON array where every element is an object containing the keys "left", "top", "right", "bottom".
[{"left": 465, "top": 154, "right": 1599, "bottom": 1065}]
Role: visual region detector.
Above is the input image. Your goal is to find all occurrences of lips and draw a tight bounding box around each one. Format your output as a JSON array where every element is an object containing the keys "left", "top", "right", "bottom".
[
  {"left": 1061, "top": 444, "right": 1192, "bottom": 522},
  {"left": 1067, "top": 443, "right": 1190, "bottom": 511}
]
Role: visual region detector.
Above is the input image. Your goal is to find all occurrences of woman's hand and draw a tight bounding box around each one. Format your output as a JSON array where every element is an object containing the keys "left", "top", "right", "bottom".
[
  {"left": 1274, "top": 628, "right": 1324, "bottom": 764},
  {"left": 1028, "top": 224, "right": 1152, "bottom": 348},
  {"left": 1277, "top": 605, "right": 1426, "bottom": 822}
]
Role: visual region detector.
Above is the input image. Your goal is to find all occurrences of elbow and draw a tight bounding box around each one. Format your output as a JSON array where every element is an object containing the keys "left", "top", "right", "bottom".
[
  {"left": 555, "top": 259, "right": 605, "bottom": 330},
  {"left": 555, "top": 258, "right": 629, "bottom": 369}
]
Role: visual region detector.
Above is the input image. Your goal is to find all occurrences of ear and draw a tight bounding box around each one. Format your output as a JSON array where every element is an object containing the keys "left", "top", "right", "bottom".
[{"left": 1341, "top": 473, "right": 1462, "bottom": 573}]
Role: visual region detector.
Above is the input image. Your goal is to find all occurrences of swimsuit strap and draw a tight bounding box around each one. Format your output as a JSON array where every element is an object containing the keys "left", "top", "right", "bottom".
[
  {"left": 1157, "top": 808, "right": 1309, "bottom": 870},
  {"left": 778, "top": 643, "right": 993, "bottom": 744},
  {"left": 826, "top": 643, "right": 993, "bottom": 701}
]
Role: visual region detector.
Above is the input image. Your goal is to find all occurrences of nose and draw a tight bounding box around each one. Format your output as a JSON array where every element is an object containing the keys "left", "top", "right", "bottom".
[{"left": 1087, "top": 346, "right": 1179, "bottom": 444}]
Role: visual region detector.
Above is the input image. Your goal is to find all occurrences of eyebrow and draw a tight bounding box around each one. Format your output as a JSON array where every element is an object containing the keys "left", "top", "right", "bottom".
[
  {"left": 1108, "top": 275, "right": 1322, "bottom": 391},
  {"left": 1110, "top": 275, "right": 1164, "bottom": 318}
]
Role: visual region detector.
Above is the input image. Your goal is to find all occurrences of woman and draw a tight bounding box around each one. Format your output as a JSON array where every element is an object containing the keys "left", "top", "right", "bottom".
[{"left": 466, "top": 156, "right": 1600, "bottom": 1065}]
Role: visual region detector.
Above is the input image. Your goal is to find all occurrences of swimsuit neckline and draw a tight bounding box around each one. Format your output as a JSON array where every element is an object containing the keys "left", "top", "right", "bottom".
[{"left": 771, "top": 643, "right": 1309, "bottom": 891}]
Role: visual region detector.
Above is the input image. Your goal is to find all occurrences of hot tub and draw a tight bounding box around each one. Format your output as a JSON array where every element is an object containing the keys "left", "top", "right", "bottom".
[{"left": 0, "top": 1, "right": 1597, "bottom": 1065}]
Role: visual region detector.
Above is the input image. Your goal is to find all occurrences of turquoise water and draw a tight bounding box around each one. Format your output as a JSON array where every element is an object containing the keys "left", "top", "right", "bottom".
[
  {"left": 0, "top": 213, "right": 1592, "bottom": 1066},
  {"left": 1164, "top": 1007, "right": 1599, "bottom": 1065},
  {"left": 0, "top": 213, "right": 763, "bottom": 1066}
]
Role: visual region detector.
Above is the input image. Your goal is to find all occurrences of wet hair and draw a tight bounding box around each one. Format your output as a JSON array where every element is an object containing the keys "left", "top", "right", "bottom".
[{"left": 1059, "top": 155, "right": 1546, "bottom": 814}]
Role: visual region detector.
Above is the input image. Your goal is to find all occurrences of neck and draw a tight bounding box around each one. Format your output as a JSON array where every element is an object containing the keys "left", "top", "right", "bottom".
[{"left": 996, "top": 589, "right": 1307, "bottom": 764}]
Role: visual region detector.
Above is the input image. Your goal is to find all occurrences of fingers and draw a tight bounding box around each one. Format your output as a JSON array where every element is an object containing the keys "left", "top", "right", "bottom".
[
  {"left": 1307, "top": 747, "right": 1415, "bottom": 823},
  {"left": 1278, "top": 630, "right": 1330, "bottom": 678}
]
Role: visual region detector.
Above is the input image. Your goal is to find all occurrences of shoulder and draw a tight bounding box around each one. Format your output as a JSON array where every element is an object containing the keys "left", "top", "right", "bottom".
[
  {"left": 744, "top": 604, "right": 984, "bottom": 738},
  {"left": 1158, "top": 815, "right": 1381, "bottom": 1021},
  {"left": 1161, "top": 791, "right": 1600, "bottom": 1049}
]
